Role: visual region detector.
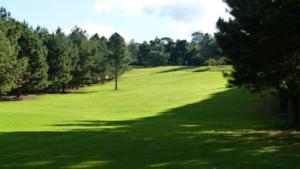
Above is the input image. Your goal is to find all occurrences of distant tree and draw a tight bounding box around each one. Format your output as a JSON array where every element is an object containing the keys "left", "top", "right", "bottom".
[
  {"left": 174, "top": 40, "right": 189, "bottom": 65},
  {"left": 17, "top": 23, "right": 49, "bottom": 92},
  {"left": 199, "top": 34, "right": 220, "bottom": 64},
  {"left": 90, "top": 34, "right": 110, "bottom": 84},
  {"left": 191, "top": 32, "right": 206, "bottom": 44},
  {"left": 216, "top": 0, "right": 300, "bottom": 126},
  {"left": 0, "top": 29, "right": 26, "bottom": 97},
  {"left": 147, "top": 38, "right": 169, "bottom": 66},
  {"left": 161, "top": 37, "right": 175, "bottom": 64},
  {"left": 108, "top": 33, "right": 128, "bottom": 90},
  {"left": 46, "top": 28, "right": 73, "bottom": 92},
  {"left": 206, "top": 58, "right": 218, "bottom": 67},
  {"left": 127, "top": 39, "right": 139, "bottom": 64},
  {"left": 69, "top": 27, "right": 93, "bottom": 88},
  {"left": 138, "top": 41, "right": 150, "bottom": 65}
]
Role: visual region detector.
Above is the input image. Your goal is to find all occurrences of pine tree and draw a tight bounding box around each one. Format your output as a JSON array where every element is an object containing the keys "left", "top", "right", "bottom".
[
  {"left": 89, "top": 34, "right": 109, "bottom": 83},
  {"left": 0, "top": 30, "right": 20, "bottom": 97},
  {"left": 69, "top": 27, "right": 93, "bottom": 88},
  {"left": 216, "top": 0, "right": 300, "bottom": 126},
  {"left": 17, "top": 23, "right": 48, "bottom": 92},
  {"left": 108, "top": 33, "right": 128, "bottom": 90},
  {"left": 46, "top": 28, "right": 73, "bottom": 92}
]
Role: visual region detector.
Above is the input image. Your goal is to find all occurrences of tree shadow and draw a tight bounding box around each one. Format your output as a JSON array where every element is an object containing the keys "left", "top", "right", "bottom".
[
  {"left": 0, "top": 89, "right": 299, "bottom": 169},
  {"left": 192, "top": 67, "right": 210, "bottom": 73},
  {"left": 156, "top": 66, "right": 196, "bottom": 73}
]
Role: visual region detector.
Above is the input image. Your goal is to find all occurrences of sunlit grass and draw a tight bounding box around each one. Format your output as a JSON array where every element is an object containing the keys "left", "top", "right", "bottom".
[{"left": 0, "top": 66, "right": 299, "bottom": 169}]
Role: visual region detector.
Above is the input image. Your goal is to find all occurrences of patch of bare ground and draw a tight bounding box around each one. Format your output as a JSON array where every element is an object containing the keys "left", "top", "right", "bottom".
[
  {"left": 268, "top": 130, "right": 300, "bottom": 137},
  {"left": 0, "top": 95, "right": 38, "bottom": 101}
]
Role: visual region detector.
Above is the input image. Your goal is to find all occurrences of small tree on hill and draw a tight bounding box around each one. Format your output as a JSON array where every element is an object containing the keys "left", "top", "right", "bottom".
[{"left": 108, "top": 33, "right": 128, "bottom": 90}]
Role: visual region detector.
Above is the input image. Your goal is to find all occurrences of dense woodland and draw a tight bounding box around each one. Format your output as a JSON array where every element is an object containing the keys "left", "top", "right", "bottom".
[
  {"left": 0, "top": 7, "right": 223, "bottom": 97},
  {"left": 216, "top": 0, "right": 300, "bottom": 126}
]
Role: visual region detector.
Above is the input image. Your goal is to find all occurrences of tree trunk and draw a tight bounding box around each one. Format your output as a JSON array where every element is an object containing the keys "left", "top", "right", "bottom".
[
  {"left": 288, "top": 95, "right": 299, "bottom": 127},
  {"left": 62, "top": 85, "right": 65, "bottom": 93},
  {"left": 115, "top": 71, "right": 118, "bottom": 90},
  {"left": 101, "top": 74, "right": 105, "bottom": 84},
  {"left": 17, "top": 88, "right": 22, "bottom": 98}
]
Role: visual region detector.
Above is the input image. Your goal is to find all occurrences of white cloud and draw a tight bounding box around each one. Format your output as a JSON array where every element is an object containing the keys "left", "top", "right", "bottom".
[
  {"left": 94, "top": 0, "right": 229, "bottom": 22},
  {"left": 63, "top": 23, "right": 133, "bottom": 41},
  {"left": 93, "top": 0, "right": 230, "bottom": 40},
  {"left": 94, "top": 0, "right": 174, "bottom": 16},
  {"left": 168, "top": 1, "right": 230, "bottom": 39}
]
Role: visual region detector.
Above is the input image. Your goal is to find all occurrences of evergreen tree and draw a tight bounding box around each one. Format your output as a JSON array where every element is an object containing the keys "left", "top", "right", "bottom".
[
  {"left": 161, "top": 37, "right": 175, "bottom": 65},
  {"left": 46, "top": 28, "right": 73, "bottom": 92},
  {"left": 17, "top": 23, "right": 48, "bottom": 92},
  {"left": 174, "top": 40, "right": 189, "bottom": 65},
  {"left": 69, "top": 27, "right": 93, "bottom": 88},
  {"left": 90, "top": 34, "right": 109, "bottom": 83},
  {"left": 147, "top": 38, "right": 169, "bottom": 66},
  {"left": 0, "top": 30, "right": 25, "bottom": 96},
  {"left": 216, "top": 0, "right": 300, "bottom": 126},
  {"left": 108, "top": 33, "right": 128, "bottom": 90},
  {"left": 138, "top": 42, "right": 150, "bottom": 65},
  {"left": 127, "top": 39, "right": 139, "bottom": 64}
]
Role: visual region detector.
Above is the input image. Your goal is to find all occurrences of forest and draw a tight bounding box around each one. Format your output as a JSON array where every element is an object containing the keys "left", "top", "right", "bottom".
[{"left": 0, "top": 7, "right": 223, "bottom": 97}]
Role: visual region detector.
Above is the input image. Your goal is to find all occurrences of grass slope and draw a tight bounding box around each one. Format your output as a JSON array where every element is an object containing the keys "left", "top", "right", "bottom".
[{"left": 0, "top": 66, "right": 299, "bottom": 169}]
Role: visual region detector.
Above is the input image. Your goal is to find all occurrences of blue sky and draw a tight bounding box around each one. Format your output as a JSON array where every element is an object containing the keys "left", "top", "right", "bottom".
[{"left": 1, "top": 0, "right": 230, "bottom": 42}]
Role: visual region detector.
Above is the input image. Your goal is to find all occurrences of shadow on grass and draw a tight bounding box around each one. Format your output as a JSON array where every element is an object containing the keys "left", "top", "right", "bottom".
[
  {"left": 192, "top": 67, "right": 210, "bottom": 73},
  {"left": 156, "top": 66, "right": 196, "bottom": 74},
  {"left": 0, "top": 89, "right": 299, "bottom": 169}
]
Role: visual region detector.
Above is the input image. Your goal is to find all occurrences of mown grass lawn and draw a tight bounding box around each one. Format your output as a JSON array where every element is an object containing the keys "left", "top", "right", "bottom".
[{"left": 0, "top": 66, "right": 299, "bottom": 169}]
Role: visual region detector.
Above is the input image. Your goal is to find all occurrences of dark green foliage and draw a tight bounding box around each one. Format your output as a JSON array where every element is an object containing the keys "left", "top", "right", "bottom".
[
  {"left": 17, "top": 23, "right": 49, "bottom": 91},
  {"left": 173, "top": 40, "right": 189, "bottom": 65},
  {"left": 215, "top": 0, "right": 300, "bottom": 126},
  {"left": 0, "top": 7, "right": 134, "bottom": 95},
  {"left": 108, "top": 33, "right": 128, "bottom": 90},
  {"left": 69, "top": 27, "right": 93, "bottom": 87},
  {"left": 147, "top": 38, "right": 169, "bottom": 66},
  {"left": 0, "top": 6, "right": 224, "bottom": 96},
  {"left": 0, "top": 30, "right": 24, "bottom": 95},
  {"left": 137, "top": 42, "right": 150, "bottom": 65},
  {"left": 190, "top": 32, "right": 222, "bottom": 66},
  {"left": 131, "top": 35, "right": 223, "bottom": 67},
  {"left": 90, "top": 34, "right": 110, "bottom": 83},
  {"left": 46, "top": 28, "right": 73, "bottom": 92},
  {"left": 127, "top": 40, "right": 139, "bottom": 64}
]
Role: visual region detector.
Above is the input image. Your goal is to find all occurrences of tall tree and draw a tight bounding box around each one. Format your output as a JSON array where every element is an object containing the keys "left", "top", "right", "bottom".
[
  {"left": 216, "top": 0, "right": 300, "bottom": 126},
  {"left": 144, "top": 38, "right": 169, "bottom": 66},
  {"left": 69, "top": 27, "right": 93, "bottom": 88},
  {"left": 46, "top": 28, "right": 73, "bottom": 92},
  {"left": 17, "top": 23, "right": 49, "bottom": 92},
  {"left": 0, "top": 29, "right": 26, "bottom": 97},
  {"left": 127, "top": 39, "right": 139, "bottom": 64},
  {"left": 138, "top": 41, "right": 150, "bottom": 65},
  {"left": 162, "top": 37, "right": 176, "bottom": 65},
  {"left": 108, "top": 33, "right": 128, "bottom": 90},
  {"left": 174, "top": 40, "right": 189, "bottom": 65},
  {"left": 90, "top": 34, "right": 109, "bottom": 84}
]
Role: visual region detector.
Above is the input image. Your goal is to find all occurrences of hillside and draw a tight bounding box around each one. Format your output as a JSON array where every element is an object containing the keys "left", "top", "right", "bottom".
[{"left": 0, "top": 66, "right": 299, "bottom": 169}]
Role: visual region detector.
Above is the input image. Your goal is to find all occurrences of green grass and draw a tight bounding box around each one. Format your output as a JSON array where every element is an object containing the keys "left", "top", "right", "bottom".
[{"left": 0, "top": 66, "right": 299, "bottom": 169}]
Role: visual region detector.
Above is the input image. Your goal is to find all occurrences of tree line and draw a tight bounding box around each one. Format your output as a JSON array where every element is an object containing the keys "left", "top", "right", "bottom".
[
  {"left": 0, "top": 7, "right": 224, "bottom": 98},
  {"left": 128, "top": 32, "right": 225, "bottom": 67},
  {"left": 0, "top": 7, "right": 129, "bottom": 97}
]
